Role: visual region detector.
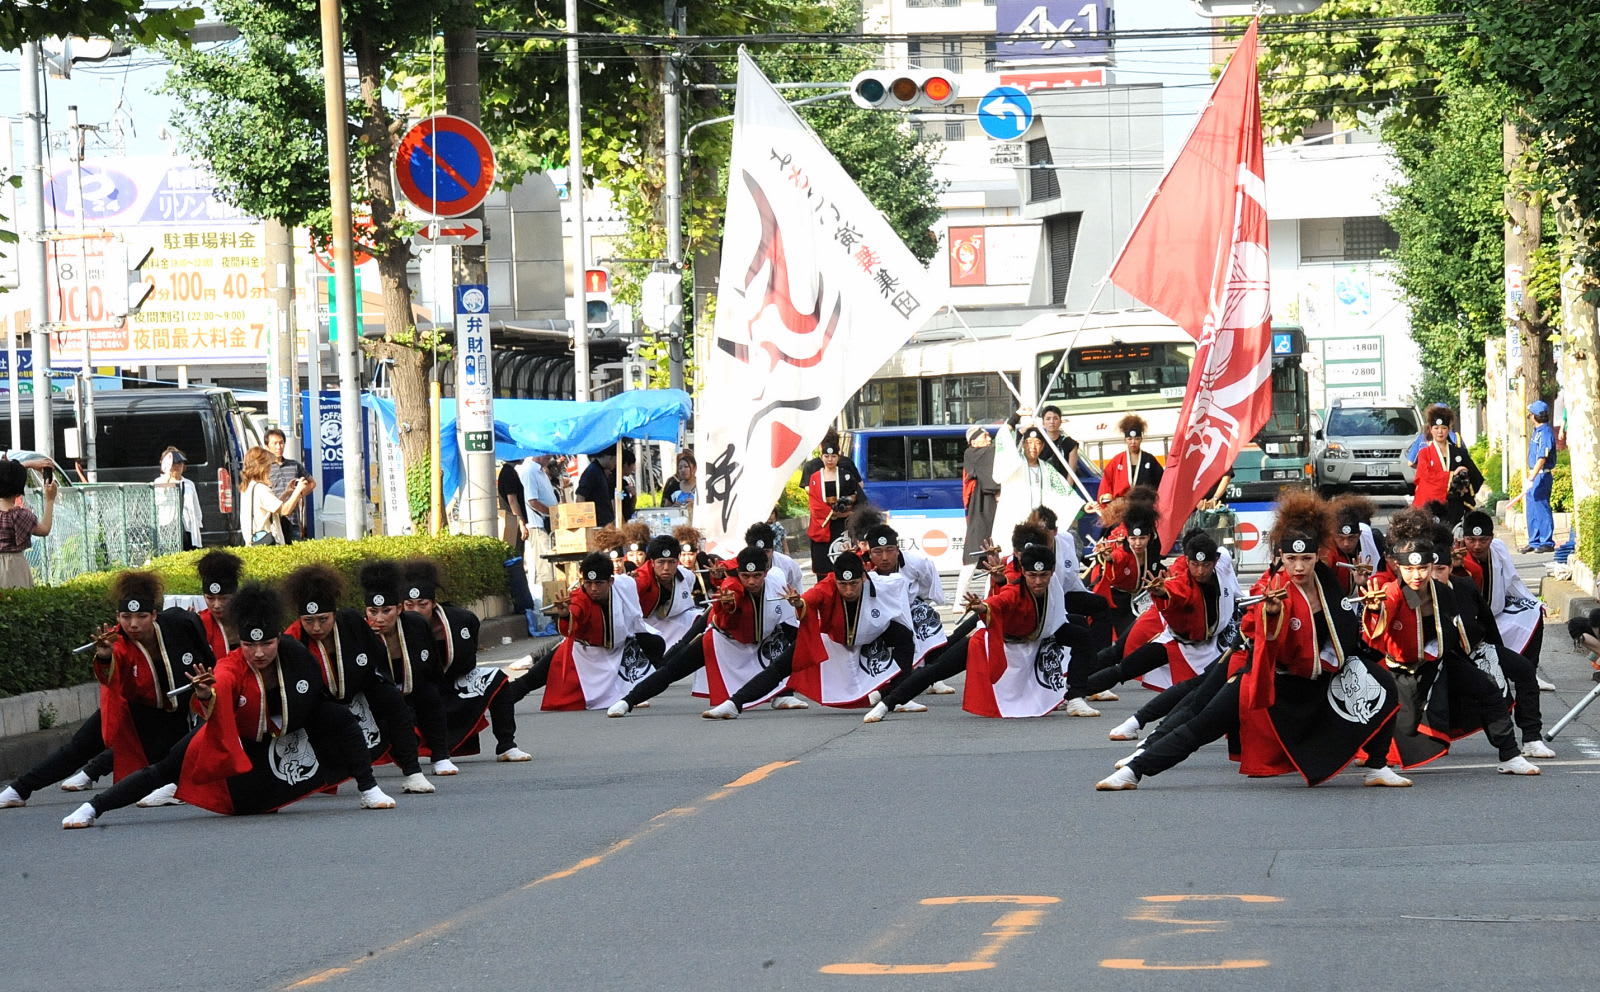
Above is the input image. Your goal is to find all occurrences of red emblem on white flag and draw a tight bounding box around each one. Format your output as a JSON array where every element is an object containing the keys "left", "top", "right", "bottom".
[{"left": 1108, "top": 20, "right": 1273, "bottom": 550}]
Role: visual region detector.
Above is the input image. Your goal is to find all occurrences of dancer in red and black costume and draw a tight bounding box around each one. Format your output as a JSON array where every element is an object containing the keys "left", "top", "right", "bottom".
[
  {"left": 284, "top": 564, "right": 436, "bottom": 794},
  {"left": 196, "top": 550, "right": 243, "bottom": 660},
  {"left": 1, "top": 571, "right": 211, "bottom": 811},
  {"left": 805, "top": 430, "right": 861, "bottom": 578},
  {"left": 1097, "top": 489, "right": 1406, "bottom": 790},
  {"left": 1358, "top": 509, "right": 1537, "bottom": 775},
  {"left": 1096, "top": 414, "right": 1164, "bottom": 504},
  {"left": 1324, "top": 494, "right": 1385, "bottom": 598},
  {"left": 61, "top": 583, "right": 396, "bottom": 827},
  {"left": 360, "top": 561, "right": 458, "bottom": 775},
  {"left": 542, "top": 551, "right": 667, "bottom": 712},
  {"left": 1088, "top": 499, "right": 1164, "bottom": 642},
  {"left": 1409, "top": 404, "right": 1483, "bottom": 510}
]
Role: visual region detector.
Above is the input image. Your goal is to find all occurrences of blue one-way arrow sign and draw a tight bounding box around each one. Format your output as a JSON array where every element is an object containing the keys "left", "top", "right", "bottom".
[{"left": 978, "top": 86, "right": 1035, "bottom": 141}]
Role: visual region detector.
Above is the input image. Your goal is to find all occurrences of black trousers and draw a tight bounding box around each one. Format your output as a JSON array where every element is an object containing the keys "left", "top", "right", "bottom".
[
  {"left": 623, "top": 632, "right": 705, "bottom": 707},
  {"left": 10, "top": 706, "right": 187, "bottom": 799},
  {"left": 80, "top": 748, "right": 115, "bottom": 781},
  {"left": 407, "top": 679, "right": 452, "bottom": 760},
  {"left": 727, "top": 629, "right": 804, "bottom": 710},
  {"left": 1491, "top": 645, "right": 1543, "bottom": 740},
  {"left": 1442, "top": 654, "right": 1521, "bottom": 759},
  {"left": 359, "top": 679, "right": 422, "bottom": 774},
  {"left": 1138, "top": 662, "right": 1228, "bottom": 741},
  {"left": 1086, "top": 640, "right": 1176, "bottom": 695},
  {"left": 89, "top": 698, "right": 379, "bottom": 816},
  {"left": 1066, "top": 590, "right": 1115, "bottom": 658}
]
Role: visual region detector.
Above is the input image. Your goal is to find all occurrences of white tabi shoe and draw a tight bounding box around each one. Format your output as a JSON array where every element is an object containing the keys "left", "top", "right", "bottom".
[
  {"left": 862, "top": 702, "right": 889, "bottom": 724},
  {"left": 893, "top": 701, "right": 928, "bottom": 714},
  {"left": 359, "top": 786, "right": 397, "bottom": 809},
  {"left": 1536, "top": 673, "right": 1557, "bottom": 692},
  {"left": 1062, "top": 697, "right": 1100, "bottom": 717},
  {"left": 1088, "top": 690, "right": 1120, "bottom": 702},
  {"left": 1095, "top": 767, "right": 1140, "bottom": 791},
  {"left": 61, "top": 803, "right": 97, "bottom": 828},
  {"left": 1114, "top": 748, "right": 1144, "bottom": 770},
  {"left": 1362, "top": 766, "right": 1413, "bottom": 788},
  {"left": 928, "top": 681, "right": 957, "bottom": 695},
  {"left": 702, "top": 701, "right": 740, "bottom": 720},
  {"left": 0, "top": 785, "right": 25, "bottom": 808},
  {"left": 867, "top": 690, "right": 882, "bottom": 706},
  {"left": 606, "top": 700, "right": 632, "bottom": 718},
  {"left": 136, "top": 783, "right": 183, "bottom": 807},
  {"left": 497, "top": 747, "right": 533, "bottom": 762},
  {"left": 399, "top": 773, "right": 435, "bottom": 794},
  {"left": 1497, "top": 755, "right": 1542, "bottom": 775},
  {"left": 433, "top": 758, "right": 460, "bottom": 776},
  {"left": 1107, "top": 716, "right": 1142, "bottom": 741},
  {"left": 60, "top": 771, "right": 96, "bottom": 792},
  {"left": 1522, "top": 739, "right": 1556, "bottom": 759},
  {"left": 506, "top": 654, "right": 534, "bottom": 672},
  {"left": 770, "top": 696, "right": 809, "bottom": 710}
]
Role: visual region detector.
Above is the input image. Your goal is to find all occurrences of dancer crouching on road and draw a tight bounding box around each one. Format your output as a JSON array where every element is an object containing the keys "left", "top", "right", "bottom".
[
  {"left": 61, "top": 583, "right": 395, "bottom": 827},
  {"left": 2, "top": 571, "right": 211, "bottom": 811},
  {"left": 700, "top": 547, "right": 804, "bottom": 719},
  {"left": 362, "top": 561, "right": 458, "bottom": 776},
  {"left": 1098, "top": 489, "right": 1407, "bottom": 791},
  {"left": 284, "top": 564, "right": 435, "bottom": 794},
  {"left": 541, "top": 551, "right": 666, "bottom": 711}
]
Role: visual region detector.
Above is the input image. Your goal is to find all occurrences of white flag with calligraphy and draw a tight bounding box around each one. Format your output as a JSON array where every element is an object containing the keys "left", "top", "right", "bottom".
[{"left": 695, "top": 50, "right": 944, "bottom": 551}]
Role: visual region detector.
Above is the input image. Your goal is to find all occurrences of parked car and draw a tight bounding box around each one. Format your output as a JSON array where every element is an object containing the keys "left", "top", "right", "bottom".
[
  {"left": 1314, "top": 398, "right": 1422, "bottom": 495},
  {"left": 12, "top": 388, "right": 263, "bottom": 544}
]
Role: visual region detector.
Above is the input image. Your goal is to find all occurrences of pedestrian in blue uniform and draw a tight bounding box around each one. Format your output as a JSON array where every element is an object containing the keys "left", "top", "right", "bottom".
[{"left": 1516, "top": 400, "right": 1557, "bottom": 553}]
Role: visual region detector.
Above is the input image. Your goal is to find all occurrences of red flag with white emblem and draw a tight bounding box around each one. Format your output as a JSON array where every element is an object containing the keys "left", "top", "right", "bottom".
[{"left": 1108, "top": 20, "right": 1273, "bottom": 550}]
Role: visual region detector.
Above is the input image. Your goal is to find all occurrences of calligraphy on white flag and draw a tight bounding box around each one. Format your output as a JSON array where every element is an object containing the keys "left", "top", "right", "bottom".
[{"left": 695, "top": 50, "right": 944, "bottom": 550}]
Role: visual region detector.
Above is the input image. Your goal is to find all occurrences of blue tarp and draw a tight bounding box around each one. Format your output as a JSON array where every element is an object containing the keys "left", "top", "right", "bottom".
[{"left": 363, "top": 390, "right": 692, "bottom": 503}]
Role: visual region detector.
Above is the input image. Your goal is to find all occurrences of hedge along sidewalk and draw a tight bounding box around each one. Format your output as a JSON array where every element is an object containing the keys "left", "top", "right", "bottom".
[{"left": 0, "top": 534, "right": 512, "bottom": 699}]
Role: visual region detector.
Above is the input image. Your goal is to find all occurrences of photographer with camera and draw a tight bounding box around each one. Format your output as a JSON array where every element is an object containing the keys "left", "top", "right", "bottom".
[{"left": 804, "top": 431, "right": 861, "bottom": 578}]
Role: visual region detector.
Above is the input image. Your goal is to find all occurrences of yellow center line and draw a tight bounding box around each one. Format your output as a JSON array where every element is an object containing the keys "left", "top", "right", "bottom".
[
  {"left": 283, "top": 758, "right": 799, "bottom": 990},
  {"left": 1101, "top": 959, "right": 1270, "bottom": 971}
]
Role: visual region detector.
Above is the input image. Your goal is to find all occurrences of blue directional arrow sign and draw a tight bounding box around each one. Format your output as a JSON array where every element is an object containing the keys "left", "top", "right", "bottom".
[{"left": 978, "top": 86, "right": 1035, "bottom": 141}]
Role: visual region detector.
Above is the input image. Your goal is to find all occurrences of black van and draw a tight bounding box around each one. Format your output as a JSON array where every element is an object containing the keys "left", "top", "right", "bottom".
[{"left": 15, "top": 388, "right": 261, "bottom": 545}]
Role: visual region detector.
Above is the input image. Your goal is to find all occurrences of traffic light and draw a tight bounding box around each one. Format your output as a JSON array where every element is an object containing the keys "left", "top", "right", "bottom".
[
  {"left": 849, "top": 70, "right": 959, "bottom": 111},
  {"left": 113, "top": 243, "right": 155, "bottom": 316},
  {"left": 583, "top": 267, "right": 612, "bottom": 328}
]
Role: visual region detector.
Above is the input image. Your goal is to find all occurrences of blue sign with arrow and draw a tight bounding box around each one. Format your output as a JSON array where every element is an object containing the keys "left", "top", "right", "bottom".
[{"left": 978, "top": 86, "right": 1035, "bottom": 141}]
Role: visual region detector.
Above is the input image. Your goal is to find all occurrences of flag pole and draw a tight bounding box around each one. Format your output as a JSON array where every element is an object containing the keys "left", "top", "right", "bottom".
[{"left": 941, "top": 303, "right": 1101, "bottom": 510}]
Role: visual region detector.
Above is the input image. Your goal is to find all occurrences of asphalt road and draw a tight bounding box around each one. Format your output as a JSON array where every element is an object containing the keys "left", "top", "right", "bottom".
[{"left": 6, "top": 520, "right": 1597, "bottom": 992}]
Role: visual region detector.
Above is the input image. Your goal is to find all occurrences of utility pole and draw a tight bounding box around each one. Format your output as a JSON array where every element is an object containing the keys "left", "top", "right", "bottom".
[
  {"left": 19, "top": 44, "right": 54, "bottom": 460},
  {"left": 566, "top": 0, "right": 591, "bottom": 401},
  {"left": 264, "top": 220, "right": 298, "bottom": 434},
  {"left": 662, "top": 2, "right": 687, "bottom": 392},
  {"left": 320, "top": 0, "right": 366, "bottom": 538},
  {"left": 446, "top": 0, "right": 496, "bottom": 537},
  {"left": 67, "top": 106, "right": 97, "bottom": 479}
]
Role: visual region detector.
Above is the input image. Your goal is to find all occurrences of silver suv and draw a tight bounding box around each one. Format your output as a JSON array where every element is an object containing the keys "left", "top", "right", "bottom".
[{"left": 1315, "top": 399, "right": 1421, "bottom": 495}]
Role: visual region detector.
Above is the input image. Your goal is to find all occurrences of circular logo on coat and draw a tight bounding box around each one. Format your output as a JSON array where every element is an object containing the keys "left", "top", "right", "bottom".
[
  {"left": 372, "top": 594, "right": 386, "bottom": 606},
  {"left": 420, "top": 649, "right": 430, "bottom": 661},
  {"left": 182, "top": 653, "right": 194, "bottom": 665},
  {"left": 237, "top": 695, "right": 247, "bottom": 707},
  {"left": 355, "top": 652, "right": 368, "bottom": 667},
  {"left": 1290, "top": 618, "right": 1302, "bottom": 631},
  {"left": 870, "top": 608, "right": 881, "bottom": 619},
  {"left": 460, "top": 627, "right": 471, "bottom": 640},
  {"left": 295, "top": 679, "right": 310, "bottom": 694},
  {"left": 209, "top": 582, "right": 221, "bottom": 594}
]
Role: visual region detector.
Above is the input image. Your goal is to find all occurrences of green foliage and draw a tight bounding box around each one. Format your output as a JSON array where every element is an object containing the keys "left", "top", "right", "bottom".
[
  {"left": 0, "top": 0, "right": 202, "bottom": 51},
  {"left": 36, "top": 702, "right": 57, "bottom": 731},
  {"left": 1383, "top": 86, "right": 1505, "bottom": 405},
  {"left": 1579, "top": 495, "right": 1600, "bottom": 575},
  {"left": 1473, "top": 437, "right": 1505, "bottom": 504},
  {"left": 405, "top": 456, "right": 433, "bottom": 527},
  {"left": 1551, "top": 448, "right": 1573, "bottom": 513},
  {"left": 0, "top": 534, "right": 510, "bottom": 698},
  {"left": 777, "top": 473, "right": 809, "bottom": 520}
]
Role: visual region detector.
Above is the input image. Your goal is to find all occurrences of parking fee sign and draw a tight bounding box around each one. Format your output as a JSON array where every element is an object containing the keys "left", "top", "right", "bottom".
[{"left": 455, "top": 285, "right": 493, "bottom": 452}]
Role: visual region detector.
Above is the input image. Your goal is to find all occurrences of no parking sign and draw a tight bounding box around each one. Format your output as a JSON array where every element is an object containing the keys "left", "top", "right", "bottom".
[{"left": 395, "top": 115, "right": 497, "bottom": 218}]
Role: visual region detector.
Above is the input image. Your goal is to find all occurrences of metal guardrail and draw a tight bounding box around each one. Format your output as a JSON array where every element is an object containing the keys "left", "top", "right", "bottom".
[{"left": 22, "top": 483, "right": 185, "bottom": 585}]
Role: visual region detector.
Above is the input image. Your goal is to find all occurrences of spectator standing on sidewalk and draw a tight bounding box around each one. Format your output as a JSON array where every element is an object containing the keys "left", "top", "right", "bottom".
[
  {"left": 154, "top": 446, "right": 204, "bottom": 550},
  {"left": 1513, "top": 401, "right": 1557, "bottom": 553},
  {"left": 264, "top": 428, "right": 313, "bottom": 543},
  {"left": 0, "top": 459, "right": 55, "bottom": 588},
  {"left": 519, "top": 454, "right": 560, "bottom": 636},
  {"left": 498, "top": 459, "right": 528, "bottom": 553}
]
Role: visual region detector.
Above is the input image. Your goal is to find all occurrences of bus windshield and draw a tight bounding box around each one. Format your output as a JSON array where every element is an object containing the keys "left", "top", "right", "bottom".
[
  {"left": 1261, "top": 359, "right": 1306, "bottom": 437},
  {"left": 1036, "top": 341, "right": 1195, "bottom": 404}
]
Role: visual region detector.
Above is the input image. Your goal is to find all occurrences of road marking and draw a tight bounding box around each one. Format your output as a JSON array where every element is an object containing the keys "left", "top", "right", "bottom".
[
  {"left": 820, "top": 896, "right": 1059, "bottom": 976},
  {"left": 283, "top": 759, "right": 800, "bottom": 990},
  {"left": 1102, "top": 959, "right": 1270, "bottom": 971},
  {"left": 1141, "top": 894, "right": 1283, "bottom": 903},
  {"left": 1418, "top": 757, "right": 1600, "bottom": 771}
]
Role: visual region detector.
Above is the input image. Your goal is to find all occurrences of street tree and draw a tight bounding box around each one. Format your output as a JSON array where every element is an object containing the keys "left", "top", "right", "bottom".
[
  {"left": 160, "top": 0, "right": 462, "bottom": 473},
  {"left": 0, "top": 0, "right": 201, "bottom": 51}
]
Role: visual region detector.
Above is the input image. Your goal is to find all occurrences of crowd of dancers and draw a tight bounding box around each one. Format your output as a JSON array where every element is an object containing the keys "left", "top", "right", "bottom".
[{"left": 0, "top": 470, "right": 1560, "bottom": 828}]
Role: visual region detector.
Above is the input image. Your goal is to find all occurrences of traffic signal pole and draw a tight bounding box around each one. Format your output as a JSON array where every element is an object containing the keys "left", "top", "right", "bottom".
[{"left": 662, "top": 3, "right": 686, "bottom": 392}]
